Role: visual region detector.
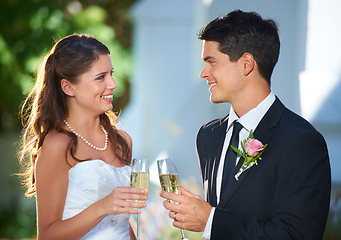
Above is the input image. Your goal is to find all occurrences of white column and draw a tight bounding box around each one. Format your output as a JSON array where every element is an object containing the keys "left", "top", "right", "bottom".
[{"left": 299, "top": 0, "right": 341, "bottom": 182}]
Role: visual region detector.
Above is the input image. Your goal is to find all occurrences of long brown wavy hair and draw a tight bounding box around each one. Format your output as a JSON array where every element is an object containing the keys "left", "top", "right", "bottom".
[{"left": 18, "top": 34, "right": 131, "bottom": 197}]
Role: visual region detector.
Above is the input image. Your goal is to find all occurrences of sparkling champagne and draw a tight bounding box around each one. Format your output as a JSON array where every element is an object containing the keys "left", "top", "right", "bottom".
[
  {"left": 159, "top": 174, "right": 181, "bottom": 194},
  {"left": 157, "top": 158, "right": 188, "bottom": 239},
  {"left": 130, "top": 172, "right": 149, "bottom": 203}
]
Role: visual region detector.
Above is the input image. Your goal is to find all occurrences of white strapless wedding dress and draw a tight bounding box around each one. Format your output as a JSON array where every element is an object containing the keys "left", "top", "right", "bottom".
[{"left": 62, "top": 160, "right": 131, "bottom": 239}]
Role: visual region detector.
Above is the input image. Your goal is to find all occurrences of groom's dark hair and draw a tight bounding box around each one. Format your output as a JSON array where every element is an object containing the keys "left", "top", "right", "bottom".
[{"left": 197, "top": 9, "right": 280, "bottom": 85}]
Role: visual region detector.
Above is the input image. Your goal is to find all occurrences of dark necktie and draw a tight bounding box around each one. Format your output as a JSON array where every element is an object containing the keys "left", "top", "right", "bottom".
[{"left": 220, "top": 121, "right": 243, "bottom": 196}]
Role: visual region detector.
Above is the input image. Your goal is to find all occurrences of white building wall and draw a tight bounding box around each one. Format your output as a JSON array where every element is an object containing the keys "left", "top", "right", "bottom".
[{"left": 299, "top": 0, "right": 341, "bottom": 182}]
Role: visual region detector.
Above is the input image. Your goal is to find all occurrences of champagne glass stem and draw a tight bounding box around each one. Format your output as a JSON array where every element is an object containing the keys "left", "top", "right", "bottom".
[
  {"left": 180, "top": 229, "right": 188, "bottom": 240},
  {"left": 180, "top": 229, "right": 185, "bottom": 238},
  {"left": 136, "top": 211, "right": 141, "bottom": 240}
]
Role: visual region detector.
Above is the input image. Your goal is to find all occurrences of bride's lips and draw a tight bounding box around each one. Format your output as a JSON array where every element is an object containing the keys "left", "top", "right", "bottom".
[{"left": 101, "top": 94, "right": 113, "bottom": 102}]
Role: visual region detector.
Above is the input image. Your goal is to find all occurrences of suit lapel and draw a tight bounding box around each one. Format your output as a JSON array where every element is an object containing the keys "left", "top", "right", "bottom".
[
  {"left": 207, "top": 116, "right": 229, "bottom": 206},
  {"left": 218, "top": 98, "right": 284, "bottom": 208},
  {"left": 218, "top": 154, "right": 247, "bottom": 207}
]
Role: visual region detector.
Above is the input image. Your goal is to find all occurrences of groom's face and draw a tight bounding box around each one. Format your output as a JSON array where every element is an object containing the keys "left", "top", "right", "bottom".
[{"left": 200, "top": 41, "right": 244, "bottom": 104}]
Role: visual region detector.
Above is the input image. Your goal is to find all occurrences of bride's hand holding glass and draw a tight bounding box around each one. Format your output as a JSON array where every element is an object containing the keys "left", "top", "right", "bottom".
[{"left": 99, "top": 186, "right": 147, "bottom": 216}]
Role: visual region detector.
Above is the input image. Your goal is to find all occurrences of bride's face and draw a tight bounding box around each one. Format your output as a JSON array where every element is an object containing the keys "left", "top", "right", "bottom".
[{"left": 70, "top": 54, "right": 117, "bottom": 115}]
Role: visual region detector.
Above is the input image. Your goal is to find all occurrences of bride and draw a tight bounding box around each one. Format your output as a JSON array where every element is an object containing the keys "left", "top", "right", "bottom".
[{"left": 18, "top": 34, "right": 147, "bottom": 239}]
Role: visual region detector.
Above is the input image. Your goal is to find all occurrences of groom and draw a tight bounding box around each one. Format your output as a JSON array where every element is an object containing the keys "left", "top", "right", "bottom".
[{"left": 160, "top": 10, "right": 331, "bottom": 239}]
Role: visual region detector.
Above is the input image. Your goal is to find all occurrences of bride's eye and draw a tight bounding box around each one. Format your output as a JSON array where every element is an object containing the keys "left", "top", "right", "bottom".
[{"left": 96, "top": 74, "right": 105, "bottom": 80}]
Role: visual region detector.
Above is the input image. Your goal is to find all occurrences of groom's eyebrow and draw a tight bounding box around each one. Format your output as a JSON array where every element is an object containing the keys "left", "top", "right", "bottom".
[{"left": 203, "top": 56, "right": 215, "bottom": 62}]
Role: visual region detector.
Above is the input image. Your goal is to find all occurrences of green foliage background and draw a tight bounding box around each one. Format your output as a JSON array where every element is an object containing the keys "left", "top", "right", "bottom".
[
  {"left": 0, "top": 0, "right": 136, "bottom": 132},
  {"left": 0, "top": 0, "right": 136, "bottom": 238}
]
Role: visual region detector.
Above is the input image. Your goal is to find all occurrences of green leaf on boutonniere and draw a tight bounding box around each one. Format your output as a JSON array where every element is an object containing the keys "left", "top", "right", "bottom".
[{"left": 231, "top": 145, "right": 243, "bottom": 156}]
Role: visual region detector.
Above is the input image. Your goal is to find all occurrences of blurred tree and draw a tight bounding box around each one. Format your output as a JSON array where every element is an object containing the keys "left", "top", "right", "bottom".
[{"left": 0, "top": 0, "right": 136, "bottom": 132}]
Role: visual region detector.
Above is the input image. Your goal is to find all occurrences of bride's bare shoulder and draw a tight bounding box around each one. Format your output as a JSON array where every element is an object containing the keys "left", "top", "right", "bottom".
[
  {"left": 42, "top": 130, "right": 70, "bottom": 152},
  {"left": 37, "top": 130, "right": 72, "bottom": 169}
]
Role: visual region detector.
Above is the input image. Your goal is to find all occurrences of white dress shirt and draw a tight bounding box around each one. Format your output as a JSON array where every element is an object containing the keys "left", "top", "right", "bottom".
[{"left": 202, "top": 91, "right": 276, "bottom": 239}]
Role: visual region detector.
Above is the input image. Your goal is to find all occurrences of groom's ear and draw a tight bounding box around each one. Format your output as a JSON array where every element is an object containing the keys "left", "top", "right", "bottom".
[{"left": 241, "top": 53, "right": 255, "bottom": 76}]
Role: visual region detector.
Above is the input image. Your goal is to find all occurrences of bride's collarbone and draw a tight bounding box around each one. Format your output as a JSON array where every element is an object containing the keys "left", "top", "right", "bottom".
[{"left": 69, "top": 151, "right": 122, "bottom": 168}]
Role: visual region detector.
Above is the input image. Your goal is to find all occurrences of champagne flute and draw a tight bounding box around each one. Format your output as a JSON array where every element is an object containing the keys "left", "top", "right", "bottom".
[
  {"left": 157, "top": 157, "right": 188, "bottom": 240},
  {"left": 131, "top": 158, "right": 149, "bottom": 240}
]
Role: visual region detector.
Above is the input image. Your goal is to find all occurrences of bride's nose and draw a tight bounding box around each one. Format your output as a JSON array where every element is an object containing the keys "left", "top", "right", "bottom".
[{"left": 107, "top": 76, "right": 118, "bottom": 90}]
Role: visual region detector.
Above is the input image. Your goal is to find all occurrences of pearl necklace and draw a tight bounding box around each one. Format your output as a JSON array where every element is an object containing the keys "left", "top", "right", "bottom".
[{"left": 64, "top": 120, "right": 108, "bottom": 151}]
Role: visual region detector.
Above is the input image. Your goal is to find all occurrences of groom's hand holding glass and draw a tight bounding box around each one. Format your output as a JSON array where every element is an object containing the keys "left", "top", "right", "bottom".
[{"left": 160, "top": 186, "right": 212, "bottom": 232}]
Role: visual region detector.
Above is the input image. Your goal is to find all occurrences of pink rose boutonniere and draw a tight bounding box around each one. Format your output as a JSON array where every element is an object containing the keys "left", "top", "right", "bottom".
[{"left": 231, "top": 130, "right": 267, "bottom": 181}]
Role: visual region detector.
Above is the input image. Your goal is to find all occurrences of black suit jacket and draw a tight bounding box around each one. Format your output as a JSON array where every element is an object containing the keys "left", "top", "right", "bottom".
[{"left": 196, "top": 98, "right": 331, "bottom": 240}]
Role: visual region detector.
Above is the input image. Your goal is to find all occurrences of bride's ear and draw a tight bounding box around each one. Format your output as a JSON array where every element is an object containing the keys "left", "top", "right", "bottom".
[{"left": 61, "top": 79, "right": 75, "bottom": 97}]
